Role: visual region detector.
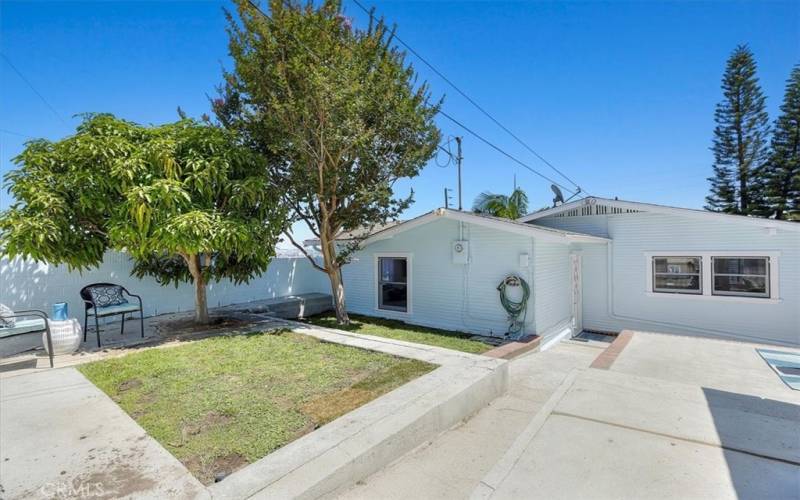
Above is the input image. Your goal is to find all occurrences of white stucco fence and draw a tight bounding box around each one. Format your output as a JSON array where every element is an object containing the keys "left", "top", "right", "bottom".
[{"left": 0, "top": 252, "right": 329, "bottom": 320}]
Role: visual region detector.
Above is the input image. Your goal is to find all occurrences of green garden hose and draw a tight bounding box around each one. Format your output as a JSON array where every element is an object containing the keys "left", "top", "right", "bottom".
[{"left": 497, "top": 275, "right": 530, "bottom": 339}]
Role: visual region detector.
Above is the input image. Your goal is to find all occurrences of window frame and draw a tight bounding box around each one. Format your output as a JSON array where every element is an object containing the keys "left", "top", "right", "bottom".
[
  {"left": 711, "top": 256, "right": 770, "bottom": 298},
  {"left": 374, "top": 253, "right": 413, "bottom": 314},
  {"left": 643, "top": 251, "right": 781, "bottom": 304},
  {"left": 651, "top": 256, "right": 703, "bottom": 295}
]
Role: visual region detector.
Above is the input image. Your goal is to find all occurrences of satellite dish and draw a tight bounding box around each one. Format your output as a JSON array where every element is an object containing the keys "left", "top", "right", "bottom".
[{"left": 551, "top": 184, "right": 565, "bottom": 207}]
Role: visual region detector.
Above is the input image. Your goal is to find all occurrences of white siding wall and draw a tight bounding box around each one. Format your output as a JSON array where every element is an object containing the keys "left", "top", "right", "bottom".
[
  {"left": 0, "top": 253, "right": 329, "bottom": 320},
  {"left": 533, "top": 240, "right": 574, "bottom": 343},
  {"left": 536, "top": 212, "right": 800, "bottom": 346},
  {"left": 342, "top": 218, "right": 540, "bottom": 337},
  {"left": 535, "top": 214, "right": 610, "bottom": 238}
]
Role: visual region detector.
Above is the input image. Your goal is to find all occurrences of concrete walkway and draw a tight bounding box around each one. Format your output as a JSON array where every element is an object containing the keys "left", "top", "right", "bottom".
[
  {"left": 475, "top": 333, "right": 800, "bottom": 500},
  {"left": 333, "top": 341, "right": 604, "bottom": 499},
  {"left": 0, "top": 367, "right": 207, "bottom": 499}
]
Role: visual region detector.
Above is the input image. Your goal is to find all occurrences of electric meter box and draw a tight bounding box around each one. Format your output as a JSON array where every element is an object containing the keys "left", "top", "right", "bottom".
[{"left": 452, "top": 240, "right": 469, "bottom": 264}]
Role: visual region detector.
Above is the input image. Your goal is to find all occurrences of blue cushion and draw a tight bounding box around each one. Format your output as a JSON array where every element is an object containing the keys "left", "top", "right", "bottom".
[
  {"left": 89, "top": 303, "right": 140, "bottom": 317},
  {"left": 0, "top": 318, "right": 47, "bottom": 338}
]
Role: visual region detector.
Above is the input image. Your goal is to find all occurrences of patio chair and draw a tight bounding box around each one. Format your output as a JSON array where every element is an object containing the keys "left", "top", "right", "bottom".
[
  {"left": 80, "top": 283, "right": 144, "bottom": 348},
  {"left": 0, "top": 309, "right": 54, "bottom": 367}
]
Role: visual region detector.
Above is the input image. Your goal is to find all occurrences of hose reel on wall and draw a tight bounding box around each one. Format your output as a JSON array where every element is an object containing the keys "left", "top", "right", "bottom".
[{"left": 497, "top": 275, "right": 530, "bottom": 339}]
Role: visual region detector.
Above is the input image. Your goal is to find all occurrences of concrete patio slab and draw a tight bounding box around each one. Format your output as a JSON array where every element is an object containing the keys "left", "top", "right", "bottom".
[
  {"left": 483, "top": 414, "right": 799, "bottom": 500},
  {"left": 556, "top": 368, "right": 800, "bottom": 463},
  {"left": 474, "top": 331, "right": 800, "bottom": 500},
  {"left": 607, "top": 331, "right": 800, "bottom": 403},
  {"left": 0, "top": 367, "right": 207, "bottom": 500}
]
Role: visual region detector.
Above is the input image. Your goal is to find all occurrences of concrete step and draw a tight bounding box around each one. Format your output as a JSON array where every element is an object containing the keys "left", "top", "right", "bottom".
[{"left": 220, "top": 293, "right": 333, "bottom": 319}]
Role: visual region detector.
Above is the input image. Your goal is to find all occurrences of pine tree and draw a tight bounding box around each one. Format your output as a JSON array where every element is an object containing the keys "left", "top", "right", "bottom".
[
  {"left": 706, "top": 45, "right": 770, "bottom": 215},
  {"left": 764, "top": 65, "right": 800, "bottom": 220}
]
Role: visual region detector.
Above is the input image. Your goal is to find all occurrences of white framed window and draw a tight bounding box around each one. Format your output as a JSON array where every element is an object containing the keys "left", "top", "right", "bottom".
[
  {"left": 374, "top": 253, "right": 411, "bottom": 313},
  {"left": 644, "top": 251, "right": 780, "bottom": 303},
  {"left": 652, "top": 256, "right": 702, "bottom": 294},
  {"left": 712, "top": 256, "right": 770, "bottom": 298}
]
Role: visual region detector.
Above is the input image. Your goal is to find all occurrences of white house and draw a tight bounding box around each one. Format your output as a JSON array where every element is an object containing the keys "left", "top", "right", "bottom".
[{"left": 336, "top": 198, "right": 800, "bottom": 347}]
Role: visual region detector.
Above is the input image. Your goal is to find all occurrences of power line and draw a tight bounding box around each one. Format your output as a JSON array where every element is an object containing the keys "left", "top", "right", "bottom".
[
  {"left": 242, "top": 0, "right": 577, "bottom": 195},
  {"left": 1, "top": 54, "right": 69, "bottom": 127},
  {"left": 0, "top": 128, "right": 35, "bottom": 139},
  {"left": 349, "top": 0, "right": 587, "bottom": 195},
  {"left": 438, "top": 110, "right": 575, "bottom": 191}
]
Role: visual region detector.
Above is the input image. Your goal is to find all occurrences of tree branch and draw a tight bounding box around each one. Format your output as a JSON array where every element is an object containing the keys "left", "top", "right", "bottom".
[{"left": 283, "top": 230, "right": 327, "bottom": 273}]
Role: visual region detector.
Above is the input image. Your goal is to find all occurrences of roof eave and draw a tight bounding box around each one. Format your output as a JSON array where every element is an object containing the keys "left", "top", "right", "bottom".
[
  {"left": 518, "top": 197, "right": 800, "bottom": 232},
  {"left": 359, "top": 208, "right": 608, "bottom": 247}
]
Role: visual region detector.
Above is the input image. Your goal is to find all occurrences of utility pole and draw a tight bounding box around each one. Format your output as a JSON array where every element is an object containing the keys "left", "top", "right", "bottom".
[
  {"left": 443, "top": 188, "right": 450, "bottom": 209},
  {"left": 455, "top": 136, "right": 463, "bottom": 210}
]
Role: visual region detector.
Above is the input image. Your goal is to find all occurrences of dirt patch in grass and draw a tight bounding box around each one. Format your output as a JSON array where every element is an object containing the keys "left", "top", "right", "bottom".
[
  {"left": 118, "top": 379, "right": 142, "bottom": 392},
  {"left": 184, "top": 452, "right": 249, "bottom": 484},
  {"left": 180, "top": 411, "right": 234, "bottom": 442},
  {"left": 156, "top": 316, "right": 250, "bottom": 338},
  {"left": 78, "top": 330, "right": 435, "bottom": 485}
]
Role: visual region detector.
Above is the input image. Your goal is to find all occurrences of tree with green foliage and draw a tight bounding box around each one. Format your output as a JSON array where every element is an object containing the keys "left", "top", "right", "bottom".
[
  {"left": 706, "top": 45, "right": 770, "bottom": 215},
  {"left": 0, "top": 114, "right": 286, "bottom": 324},
  {"left": 215, "top": 0, "right": 440, "bottom": 324},
  {"left": 764, "top": 65, "right": 800, "bottom": 220},
  {"left": 472, "top": 188, "right": 529, "bottom": 220}
]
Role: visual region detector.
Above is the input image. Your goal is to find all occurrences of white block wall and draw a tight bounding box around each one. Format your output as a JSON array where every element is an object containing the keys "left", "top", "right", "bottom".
[{"left": 0, "top": 252, "right": 329, "bottom": 320}]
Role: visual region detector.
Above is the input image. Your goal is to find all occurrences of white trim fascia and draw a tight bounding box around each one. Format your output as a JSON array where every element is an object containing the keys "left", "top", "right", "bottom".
[
  {"left": 518, "top": 197, "right": 800, "bottom": 232},
  {"left": 643, "top": 250, "right": 781, "bottom": 303},
  {"left": 360, "top": 209, "right": 610, "bottom": 248},
  {"left": 373, "top": 252, "right": 413, "bottom": 316},
  {"left": 361, "top": 212, "right": 439, "bottom": 246},
  {"left": 443, "top": 210, "right": 573, "bottom": 243}
]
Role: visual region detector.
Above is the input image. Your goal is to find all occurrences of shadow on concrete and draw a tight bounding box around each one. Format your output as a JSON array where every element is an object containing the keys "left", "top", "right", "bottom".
[
  {"left": 0, "top": 357, "right": 38, "bottom": 373},
  {"left": 702, "top": 387, "right": 800, "bottom": 498}
]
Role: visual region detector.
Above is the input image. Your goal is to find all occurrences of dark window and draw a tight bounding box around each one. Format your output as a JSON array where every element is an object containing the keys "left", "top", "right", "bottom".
[
  {"left": 378, "top": 257, "right": 408, "bottom": 311},
  {"left": 712, "top": 257, "right": 769, "bottom": 298},
  {"left": 652, "top": 257, "right": 702, "bottom": 294}
]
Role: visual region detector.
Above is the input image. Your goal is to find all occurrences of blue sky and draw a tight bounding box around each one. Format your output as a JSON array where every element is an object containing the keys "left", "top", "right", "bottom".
[{"left": 2, "top": 1, "right": 798, "bottom": 245}]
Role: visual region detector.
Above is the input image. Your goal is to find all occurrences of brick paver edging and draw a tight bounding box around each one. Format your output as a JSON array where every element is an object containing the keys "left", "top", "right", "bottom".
[{"left": 589, "top": 330, "right": 634, "bottom": 370}]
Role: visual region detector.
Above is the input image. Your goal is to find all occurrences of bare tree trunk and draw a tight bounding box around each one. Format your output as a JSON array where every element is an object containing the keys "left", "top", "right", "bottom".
[
  {"left": 319, "top": 227, "right": 349, "bottom": 324},
  {"left": 328, "top": 264, "right": 348, "bottom": 324},
  {"left": 186, "top": 253, "right": 210, "bottom": 324}
]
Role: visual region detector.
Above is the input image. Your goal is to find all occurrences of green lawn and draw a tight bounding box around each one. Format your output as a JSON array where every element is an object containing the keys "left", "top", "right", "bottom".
[
  {"left": 78, "top": 330, "right": 434, "bottom": 484},
  {"left": 304, "top": 313, "right": 492, "bottom": 354}
]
